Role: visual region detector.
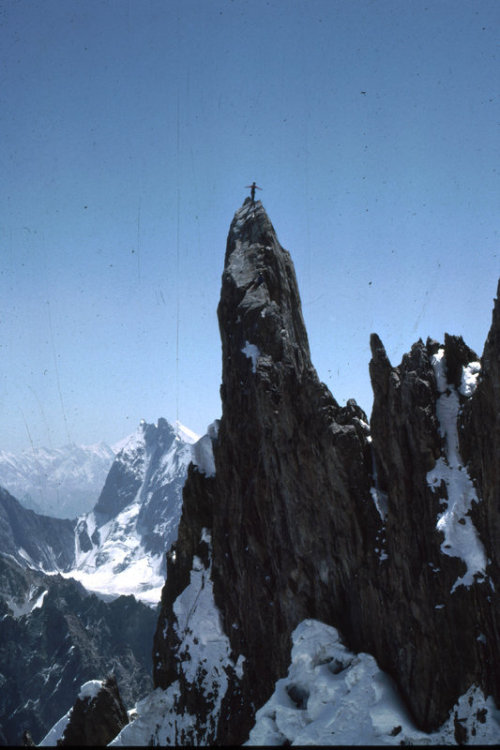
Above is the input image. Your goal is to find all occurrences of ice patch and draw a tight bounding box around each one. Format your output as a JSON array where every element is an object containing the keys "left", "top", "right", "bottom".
[
  {"left": 173, "top": 529, "right": 236, "bottom": 691},
  {"left": 460, "top": 360, "right": 481, "bottom": 397},
  {"left": 17, "top": 547, "right": 35, "bottom": 566},
  {"left": 242, "top": 340, "right": 261, "bottom": 373},
  {"left": 427, "top": 349, "right": 487, "bottom": 592},
  {"left": 175, "top": 421, "right": 200, "bottom": 444},
  {"left": 4, "top": 585, "right": 48, "bottom": 618},
  {"left": 370, "top": 454, "right": 389, "bottom": 561},
  {"left": 38, "top": 708, "right": 72, "bottom": 746},
  {"left": 370, "top": 487, "right": 388, "bottom": 523},
  {"left": 32, "top": 589, "right": 48, "bottom": 611}
]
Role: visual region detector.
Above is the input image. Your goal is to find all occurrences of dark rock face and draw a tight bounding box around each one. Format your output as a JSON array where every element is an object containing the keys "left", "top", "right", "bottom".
[
  {"left": 0, "top": 555, "right": 156, "bottom": 745},
  {"left": 459, "top": 282, "right": 500, "bottom": 564},
  {"left": 58, "top": 675, "right": 128, "bottom": 746},
  {"left": 153, "top": 200, "right": 500, "bottom": 744},
  {"left": 154, "top": 200, "right": 377, "bottom": 743},
  {"left": 368, "top": 332, "right": 492, "bottom": 731},
  {"left": 0, "top": 488, "right": 75, "bottom": 571},
  {"left": 459, "top": 280, "right": 500, "bottom": 706}
]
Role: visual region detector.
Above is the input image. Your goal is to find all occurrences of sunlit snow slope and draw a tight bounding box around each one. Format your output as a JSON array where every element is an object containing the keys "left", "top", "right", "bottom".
[{"left": 63, "top": 419, "right": 203, "bottom": 606}]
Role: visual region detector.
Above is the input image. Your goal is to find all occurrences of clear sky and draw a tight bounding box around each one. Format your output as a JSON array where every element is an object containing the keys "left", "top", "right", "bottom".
[{"left": 1, "top": 0, "right": 498, "bottom": 453}]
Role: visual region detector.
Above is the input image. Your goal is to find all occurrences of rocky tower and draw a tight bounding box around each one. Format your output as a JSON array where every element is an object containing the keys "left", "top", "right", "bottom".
[
  {"left": 154, "top": 199, "right": 376, "bottom": 743},
  {"left": 153, "top": 200, "right": 500, "bottom": 744},
  {"left": 211, "top": 199, "right": 377, "bottom": 736},
  {"left": 368, "top": 332, "right": 496, "bottom": 731}
]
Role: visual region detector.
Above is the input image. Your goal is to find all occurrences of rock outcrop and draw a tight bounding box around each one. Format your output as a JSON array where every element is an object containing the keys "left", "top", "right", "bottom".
[
  {"left": 57, "top": 676, "right": 129, "bottom": 746},
  {"left": 149, "top": 199, "right": 500, "bottom": 745},
  {"left": 368, "top": 332, "right": 492, "bottom": 732}
]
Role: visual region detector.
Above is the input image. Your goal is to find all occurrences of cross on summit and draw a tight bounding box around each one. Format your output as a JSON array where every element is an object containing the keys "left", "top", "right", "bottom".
[{"left": 245, "top": 182, "right": 262, "bottom": 202}]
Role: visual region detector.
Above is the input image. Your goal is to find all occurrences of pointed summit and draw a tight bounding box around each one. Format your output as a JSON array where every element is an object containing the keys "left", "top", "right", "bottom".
[
  {"left": 218, "top": 200, "right": 312, "bottom": 402},
  {"left": 224, "top": 197, "right": 277, "bottom": 263}
]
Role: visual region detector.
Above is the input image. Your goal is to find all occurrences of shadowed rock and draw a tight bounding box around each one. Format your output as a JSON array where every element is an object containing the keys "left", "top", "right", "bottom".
[
  {"left": 58, "top": 675, "right": 128, "bottom": 746},
  {"left": 154, "top": 200, "right": 374, "bottom": 743}
]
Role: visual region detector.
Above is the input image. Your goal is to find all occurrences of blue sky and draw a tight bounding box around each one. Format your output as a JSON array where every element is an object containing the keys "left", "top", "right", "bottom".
[{"left": 1, "top": 0, "right": 498, "bottom": 452}]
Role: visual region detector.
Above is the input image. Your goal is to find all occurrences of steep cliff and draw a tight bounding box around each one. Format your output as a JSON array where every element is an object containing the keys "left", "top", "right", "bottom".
[
  {"left": 153, "top": 200, "right": 378, "bottom": 744},
  {"left": 459, "top": 280, "right": 500, "bottom": 708},
  {"left": 368, "top": 332, "right": 494, "bottom": 731},
  {"left": 145, "top": 200, "right": 500, "bottom": 745}
]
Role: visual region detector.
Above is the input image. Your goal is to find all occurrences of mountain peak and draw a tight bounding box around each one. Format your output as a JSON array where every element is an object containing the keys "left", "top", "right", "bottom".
[
  {"left": 224, "top": 199, "right": 275, "bottom": 260},
  {"left": 153, "top": 203, "right": 373, "bottom": 744},
  {"left": 218, "top": 202, "right": 312, "bottom": 400}
]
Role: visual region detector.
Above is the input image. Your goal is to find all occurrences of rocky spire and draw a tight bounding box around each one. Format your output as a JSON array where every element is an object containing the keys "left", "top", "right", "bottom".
[
  {"left": 153, "top": 200, "right": 374, "bottom": 744},
  {"left": 218, "top": 197, "right": 312, "bottom": 382},
  {"left": 459, "top": 281, "right": 500, "bottom": 703}
]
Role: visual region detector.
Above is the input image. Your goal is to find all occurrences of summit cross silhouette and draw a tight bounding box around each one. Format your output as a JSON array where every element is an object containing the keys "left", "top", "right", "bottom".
[{"left": 245, "top": 181, "right": 262, "bottom": 202}]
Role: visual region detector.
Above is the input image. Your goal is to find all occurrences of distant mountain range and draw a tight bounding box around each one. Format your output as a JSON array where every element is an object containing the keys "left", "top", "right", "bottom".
[{"left": 0, "top": 442, "right": 116, "bottom": 519}]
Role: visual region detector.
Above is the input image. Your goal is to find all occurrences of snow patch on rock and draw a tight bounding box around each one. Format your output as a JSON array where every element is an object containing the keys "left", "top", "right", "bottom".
[
  {"left": 242, "top": 340, "right": 261, "bottom": 373},
  {"left": 427, "top": 349, "right": 487, "bottom": 592},
  {"left": 78, "top": 679, "right": 104, "bottom": 701},
  {"left": 192, "top": 422, "right": 219, "bottom": 478},
  {"left": 111, "top": 529, "right": 243, "bottom": 746}
]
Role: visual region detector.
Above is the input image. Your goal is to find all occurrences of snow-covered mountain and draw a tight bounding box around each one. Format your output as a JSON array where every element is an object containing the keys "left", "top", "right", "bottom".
[
  {"left": 0, "top": 418, "right": 203, "bottom": 607},
  {"left": 64, "top": 418, "right": 203, "bottom": 606},
  {"left": 0, "top": 442, "right": 116, "bottom": 519}
]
